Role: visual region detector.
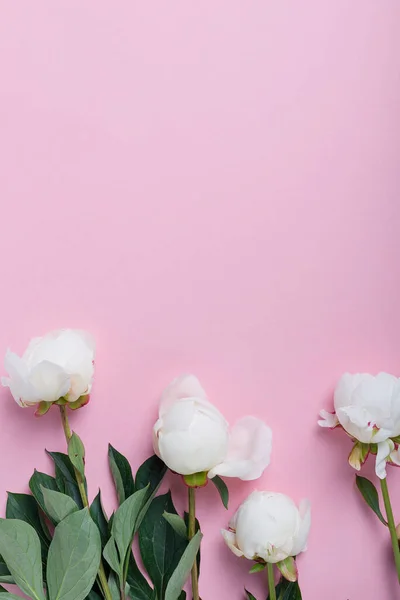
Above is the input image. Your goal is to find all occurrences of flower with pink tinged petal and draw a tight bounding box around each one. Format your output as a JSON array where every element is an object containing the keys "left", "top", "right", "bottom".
[
  {"left": 153, "top": 374, "right": 272, "bottom": 480},
  {"left": 222, "top": 491, "right": 311, "bottom": 572},
  {"left": 1, "top": 329, "right": 95, "bottom": 412},
  {"left": 318, "top": 372, "right": 400, "bottom": 479}
]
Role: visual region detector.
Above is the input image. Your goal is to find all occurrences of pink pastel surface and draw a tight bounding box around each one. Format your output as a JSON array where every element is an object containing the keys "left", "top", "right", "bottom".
[{"left": 1, "top": 2, "right": 400, "bottom": 598}]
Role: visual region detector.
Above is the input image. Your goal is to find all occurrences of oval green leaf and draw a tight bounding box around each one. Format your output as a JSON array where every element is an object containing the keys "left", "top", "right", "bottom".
[
  {"left": 47, "top": 508, "right": 101, "bottom": 600},
  {"left": 108, "top": 444, "right": 135, "bottom": 505},
  {"left": 112, "top": 486, "right": 149, "bottom": 566},
  {"left": 355, "top": 475, "right": 387, "bottom": 526},
  {"left": 139, "top": 493, "right": 187, "bottom": 597},
  {"left": 164, "top": 530, "right": 202, "bottom": 600},
  {"left": 163, "top": 512, "right": 187, "bottom": 539},
  {"left": 29, "top": 470, "right": 59, "bottom": 521},
  {"left": 275, "top": 579, "right": 302, "bottom": 600},
  {"left": 0, "top": 519, "right": 45, "bottom": 600},
  {"left": 6, "top": 492, "right": 50, "bottom": 558},
  {"left": 41, "top": 487, "right": 78, "bottom": 523},
  {"left": 46, "top": 450, "right": 84, "bottom": 509},
  {"left": 68, "top": 432, "right": 85, "bottom": 477},
  {"left": 135, "top": 455, "right": 167, "bottom": 494},
  {"left": 210, "top": 476, "right": 229, "bottom": 509},
  {"left": 90, "top": 491, "right": 109, "bottom": 548}
]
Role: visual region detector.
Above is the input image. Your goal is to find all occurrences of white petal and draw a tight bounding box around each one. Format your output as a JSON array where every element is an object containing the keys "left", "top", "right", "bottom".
[
  {"left": 159, "top": 374, "right": 208, "bottom": 416},
  {"left": 152, "top": 419, "right": 162, "bottom": 458},
  {"left": 390, "top": 445, "right": 400, "bottom": 466},
  {"left": 221, "top": 529, "right": 244, "bottom": 557},
  {"left": 375, "top": 440, "right": 394, "bottom": 479},
  {"left": 157, "top": 410, "right": 229, "bottom": 475},
  {"left": 2, "top": 350, "right": 38, "bottom": 406},
  {"left": 317, "top": 410, "right": 339, "bottom": 428},
  {"left": 291, "top": 499, "right": 311, "bottom": 556},
  {"left": 209, "top": 416, "right": 272, "bottom": 481},
  {"left": 65, "top": 373, "right": 91, "bottom": 403},
  {"left": 28, "top": 361, "right": 70, "bottom": 404}
]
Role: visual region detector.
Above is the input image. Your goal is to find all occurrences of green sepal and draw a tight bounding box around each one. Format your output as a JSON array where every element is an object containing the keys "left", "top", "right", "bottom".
[
  {"left": 348, "top": 441, "right": 370, "bottom": 471},
  {"left": 34, "top": 401, "right": 52, "bottom": 417},
  {"left": 276, "top": 556, "right": 297, "bottom": 582},
  {"left": 55, "top": 397, "right": 68, "bottom": 406},
  {"left": 182, "top": 472, "right": 208, "bottom": 488},
  {"left": 249, "top": 562, "right": 266, "bottom": 574},
  {"left": 68, "top": 395, "right": 90, "bottom": 410}
]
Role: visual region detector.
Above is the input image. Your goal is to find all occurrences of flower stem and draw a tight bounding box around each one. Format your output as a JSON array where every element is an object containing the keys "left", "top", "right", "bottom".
[
  {"left": 267, "top": 563, "right": 276, "bottom": 600},
  {"left": 381, "top": 477, "right": 400, "bottom": 583},
  {"left": 59, "top": 406, "right": 113, "bottom": 600},
  {"left": 188, "top": 487, "right": 200, "bottom": 600}
]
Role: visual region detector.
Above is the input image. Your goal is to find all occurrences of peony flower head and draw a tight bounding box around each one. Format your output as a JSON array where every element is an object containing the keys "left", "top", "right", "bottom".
[
  {"left": 153, "top": 374, "right": 272, "bottom": 481},
  {"left": 1, "top": 329, "right": 95, "bottom": 413},
  {"left": 222, "top": 491, "right": 311, "bottom": 571},
  {"left": 318, "top": 372, "right": 400, "bottom": 478}
]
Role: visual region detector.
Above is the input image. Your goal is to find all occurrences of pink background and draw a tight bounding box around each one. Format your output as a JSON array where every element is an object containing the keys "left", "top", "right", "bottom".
[{"left": 1, "top": 2, "right": 400, "bottom": 599}]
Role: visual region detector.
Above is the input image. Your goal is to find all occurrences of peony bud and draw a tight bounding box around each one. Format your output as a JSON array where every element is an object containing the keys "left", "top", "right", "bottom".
[
  {"left": 153, "top": 374, "right": 272, "bottom": 480},
  {"left": 319, "top": 373, "right": 400, "bottom": 478},
  {"left": 1, "top": 329, "right": 95, "bottom": 411},
  {"left": 222, "top": 491, "right": 311, "bottom": 568}
]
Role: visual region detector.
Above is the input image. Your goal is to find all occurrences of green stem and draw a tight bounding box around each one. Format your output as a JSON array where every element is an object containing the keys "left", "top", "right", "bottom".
[
  {"left": 267, "top": 563, "right": 276, "bottom": 600},
  {"left": 188, "top": 487, "right": 200, "bottom": 600},
  {"left": 381, "top": 477, "right": 400, "bottom": 583},
  {"left": 59, "top": 406, "right": 113, "bottom": 600}
]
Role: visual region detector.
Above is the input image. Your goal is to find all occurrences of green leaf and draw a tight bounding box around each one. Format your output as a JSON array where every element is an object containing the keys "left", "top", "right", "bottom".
[
  {"left": 164, "top": 530, "right": 202, "bottom": 600},
  {"left": 47, "top": 450, "right": 84, "bottom": 508},
  {"left": 90, "top": 491, "right": 109, "bottom": 548},
  {"left": 276, "top": 557, "right": 297, "bottom": 582},
  {"left": 108, "top": 573, "right": 121, "bottom": 600},
  {"left": 210, "top": 476, "right": 229, "bottom": 509},
  {"left": 0, "top": 559, "right": 13, "bottom": 584},
  {"left": 29, "top": 470, "right": 59, "bottom": 521},
  {"left": 355, "top": 475, "right": 387, "bottom": 526},
  {"left": 68, "top": 432, "right": 86, "bottom": 477},
  {"left": 0, "top": 592, "right": 24, "bottom": 599},
  {"left": 41, "top": 487, "right": 78, "bottom": 523},
  {"left": 108, "top": 444, "right": 135, "bottom": 505},
  {"left": 112, "top": 486, "right": 149, "bottom": 568},
  {"left": 249, "top": 563, "right": 266, "bottom": 574},
  {"left": 245, "top": 591, "right": 257, "bottom": 600},
  {"left": 103, "top": 538, "right": 121, "bottom": 577},
  {"left": 6, "top": 492, "right": 50, "bottom": 559},
  {"left": 183, "top": 513, "right": 201, "bottom": 575},
  {"left": 162, "top": 512, "right": 187, "bottom": 538},
  {"left": 139, "top": 493, "right": 187, "bottom": 597},
  {"left": 275, "top": 579, "right": 302, "bottom": 600},
  {"left": 126, "top": 552, "right": 154, "bottom": 600},
  {"left": 85, "top": 592, "right": 103, "bottom": 600},
  {"left": 135, "top": 455, "right": 167, "bottom": 494},
  {"left": 47, "top": 508, "right": 101, "bottom": 600},
  {"left": 0, "top": 519, "right": 45, "bottom": 600}
]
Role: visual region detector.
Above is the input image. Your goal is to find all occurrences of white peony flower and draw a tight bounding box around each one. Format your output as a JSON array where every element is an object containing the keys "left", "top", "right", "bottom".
[
  {"left": 1, "top": 329, "right": 95, "bottom": 410},
  {"left": 222, "top": 491, "right": 311, "bottom": 569},
  {"left": 153, "top": 374, "right": 272, "bottom": 480},
  {"left": 318, "top": 372, "right": 400, "bottom": 478}
]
